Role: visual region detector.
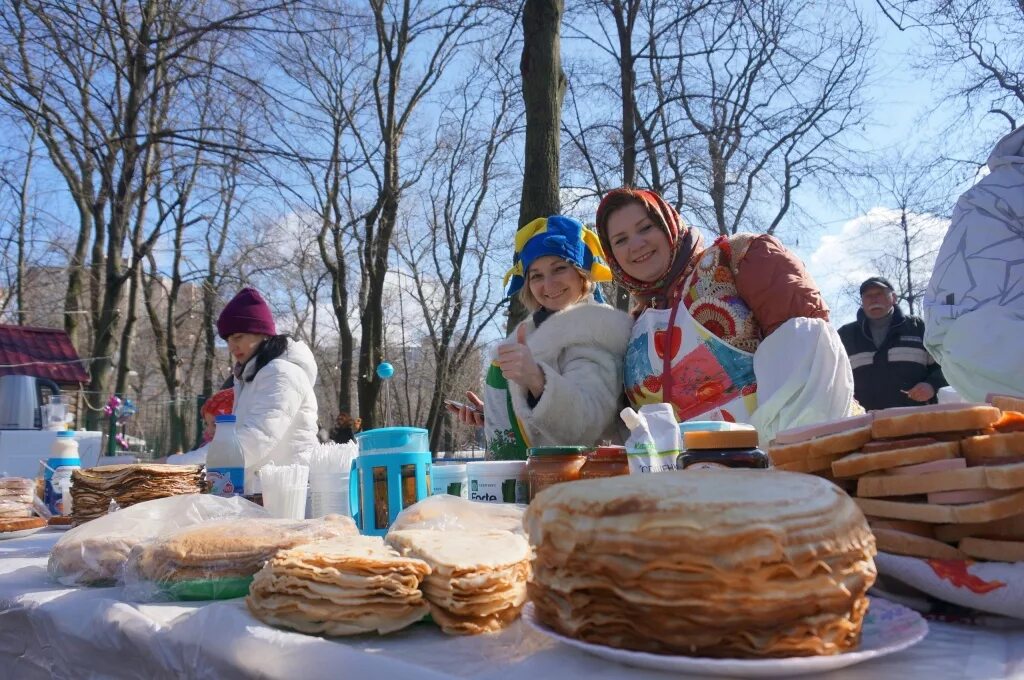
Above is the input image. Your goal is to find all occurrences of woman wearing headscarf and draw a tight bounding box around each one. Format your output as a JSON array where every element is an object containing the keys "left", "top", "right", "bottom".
[
  {"left": 595, "top": 188, "right": 856, "bottom": 443},
  {"left": 450, "top": 215, "right": 633, "bottom": 460}
]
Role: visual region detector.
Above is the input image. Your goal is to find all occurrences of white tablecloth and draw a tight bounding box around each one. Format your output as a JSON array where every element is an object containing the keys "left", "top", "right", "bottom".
[{"left": 2, "top": 531, "right": 1024, "bottom": 679}]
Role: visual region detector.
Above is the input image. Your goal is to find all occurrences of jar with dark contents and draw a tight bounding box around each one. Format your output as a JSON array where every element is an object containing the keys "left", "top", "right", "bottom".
[
  {"left": 676, "top": 429, "right": 768, "bottom": 470},
  {"left": 580, "top": 445, "right": 629, "bottom": 480},
  {"left": 527, "top": 446, "right": 587, "bottom": 501}
]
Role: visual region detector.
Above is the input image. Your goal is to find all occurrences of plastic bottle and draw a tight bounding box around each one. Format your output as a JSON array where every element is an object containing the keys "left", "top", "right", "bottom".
[
  {"left": 206, "top": 414, "right": 245, "bottom": 497},
  {"left": 621, "top": 407, "right": 672, "bottom": 474},
  {"left": 45, "top": 431, "right": 80, "bottom": 514}
]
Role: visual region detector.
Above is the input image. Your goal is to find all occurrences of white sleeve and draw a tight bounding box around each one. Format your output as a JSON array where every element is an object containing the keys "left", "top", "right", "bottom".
[
  {"left": 748, "top": 317, "right": 855, "bottom": 446},
  {"left": 508, "top": 345, "right": 622, "bottom": 445}
]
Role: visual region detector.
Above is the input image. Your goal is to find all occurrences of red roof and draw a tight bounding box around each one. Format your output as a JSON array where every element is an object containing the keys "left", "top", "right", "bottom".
[{"left": 0, "top": 325, "right": 89, "bottom": 384}]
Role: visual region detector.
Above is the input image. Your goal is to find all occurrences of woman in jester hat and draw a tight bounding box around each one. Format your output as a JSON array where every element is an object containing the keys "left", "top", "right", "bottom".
[
  {"left": 449, "top": 215, "right": 632, "bottom": 460},
  {"left": 595, "top": 188, "right": 858, "bottom": 445}
]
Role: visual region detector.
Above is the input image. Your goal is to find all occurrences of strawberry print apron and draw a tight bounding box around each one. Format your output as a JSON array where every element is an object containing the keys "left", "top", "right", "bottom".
[{"left": 624, "top": 298, "right": 758, "bottom": 424}]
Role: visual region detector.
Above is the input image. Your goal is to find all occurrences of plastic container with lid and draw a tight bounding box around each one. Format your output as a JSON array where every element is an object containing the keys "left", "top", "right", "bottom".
[
  {"left": 527, "top": 446, "right": 587, "bottom": 500},
  {"left": 580, "top": 445, "right": 628, "bottom": 480},
  {"left": 355, "top": 427, "right": 429, "bottom": 454},
  {"left": 467, "top": 461, "right": 528, "bottom": 504},
  {"left": 676, "top": 429, "right": 768, "bottom": 470},
  {"left": 44, "top": 431, "right": 81, "bottom": 515},
  {"left": 431, "top": 463, "right": 468, "bottom": 499}
]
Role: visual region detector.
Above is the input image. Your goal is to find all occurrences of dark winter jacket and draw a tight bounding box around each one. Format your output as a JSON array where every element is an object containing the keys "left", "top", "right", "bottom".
[{"left": 838, "top": 306, "right": 947, "bottom": 411}]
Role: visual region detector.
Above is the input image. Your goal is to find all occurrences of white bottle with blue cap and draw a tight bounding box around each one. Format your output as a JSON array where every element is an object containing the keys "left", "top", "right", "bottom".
[{"left": 207, "top": 414, "right": 244, "bottom": 497}]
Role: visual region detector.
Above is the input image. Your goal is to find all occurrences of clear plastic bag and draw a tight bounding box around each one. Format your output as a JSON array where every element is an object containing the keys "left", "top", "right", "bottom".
[
  {"left": 122, "top": 514, "right": 358, "bottom": 602},
  {"left": 47, "top": 493, "right": 268, "bottom": 587},
  {"left": 388, "top": 494, "right": 526, "bottom": 535}
]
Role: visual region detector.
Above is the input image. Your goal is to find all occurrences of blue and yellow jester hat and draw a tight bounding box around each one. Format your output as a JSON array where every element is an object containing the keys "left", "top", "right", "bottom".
[{"left": 503, "top": 215, "right": 613, "bottom": 302}]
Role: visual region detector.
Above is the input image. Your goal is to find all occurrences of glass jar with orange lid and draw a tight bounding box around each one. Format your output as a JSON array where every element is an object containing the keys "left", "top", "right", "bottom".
[
  {"left": 526, "top": 446, "right": 587, "bottom": 500},
  {"left": 580, "top": 445, "right": 629, "bottom": 480}
]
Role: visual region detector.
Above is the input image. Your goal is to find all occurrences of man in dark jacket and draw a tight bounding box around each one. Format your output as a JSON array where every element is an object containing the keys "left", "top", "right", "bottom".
[{"left": 838, "top": 276, "right": 947, "bottom": 410}]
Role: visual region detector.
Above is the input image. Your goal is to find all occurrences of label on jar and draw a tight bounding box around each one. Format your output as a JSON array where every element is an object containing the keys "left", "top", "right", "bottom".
[
  {"left": 208, "top": 466, "right": 244, "bottom": 497},
  {"left": 685, "top": 461, "right": 729, "bottom": 470}
]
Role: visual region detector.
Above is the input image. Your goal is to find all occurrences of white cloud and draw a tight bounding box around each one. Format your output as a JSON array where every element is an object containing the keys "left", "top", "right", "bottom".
[{"left": 804, "top": 207, "right": 950, "bottom": 324}]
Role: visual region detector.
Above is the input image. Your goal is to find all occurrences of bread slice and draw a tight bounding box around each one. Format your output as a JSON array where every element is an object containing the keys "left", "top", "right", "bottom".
[
  {"left": 871, "top": 404, "right": 1001, "bottom": 439},
  {"left": 832, "top": 441, "right": 959, "bottom": 479},
  {"left": 855, "top": 488, "right": 1024, "bottom": 524},
  {"left": 934, "top": 514, "right": 1024, "bottom": 543},
  {"left": 856, "top": 461, "right": 1024, "bottom": 498},
  {"left": 866, "top": 517, "right": 935, "bottom": 538},
  {"left": 872, "top": 527, "right": 965, "bottom": 559},
  {"left": 768, "top": 426, "right": 872, "bottom": 466},
  {"left": 773, "top": 455, "right": 841, "bottom": 473},
  {"left": 958, "top": 536, "right": 1024, "bottom": 563},
  {"left": 961, "top": 432, "right": 1024, "bottom": 466},
  {"left": 988, "top": 394, "right": 1024, "bottom": 413}
]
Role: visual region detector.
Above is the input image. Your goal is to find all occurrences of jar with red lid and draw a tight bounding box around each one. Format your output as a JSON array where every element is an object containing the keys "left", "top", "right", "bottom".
[
  {"left": 527, "top": 446, "right": 587, "bottom": 501},
  {"left": 580, "top": 445, "right": 629, "bottom": 480}
]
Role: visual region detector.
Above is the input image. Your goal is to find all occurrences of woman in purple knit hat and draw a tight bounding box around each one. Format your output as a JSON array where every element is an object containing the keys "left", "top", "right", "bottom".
[{"left": 217, "top": 287, "right": 318, "bottom": 492}]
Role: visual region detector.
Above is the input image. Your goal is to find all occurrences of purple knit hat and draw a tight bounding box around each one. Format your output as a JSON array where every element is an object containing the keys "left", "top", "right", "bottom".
[{"left": 217, "top": 288, "right": 277, "bottom": 339}]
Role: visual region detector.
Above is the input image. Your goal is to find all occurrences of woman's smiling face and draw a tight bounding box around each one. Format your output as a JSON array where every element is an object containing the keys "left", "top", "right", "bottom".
[
  {"left": 526, "top": 256, "right": 587, "bottom": 311},
  {"left": 605, "top": 201, "right": 672, "bottom": 283}
]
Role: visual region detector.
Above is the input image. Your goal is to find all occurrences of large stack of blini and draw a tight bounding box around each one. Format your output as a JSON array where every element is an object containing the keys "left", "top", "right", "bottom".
[
  {"left": 523, "top": 471, "right": 877, "bottom": 657},
  {"left": 127, "top": 515, "right": 357, "bottom": 598},
  {"left": 71, "top": 464, "right": 205, "bottom": 525},
  {"left": 247, "top": 536, "right": 431, "bottom": 636},
  {"left": 768, "top": 396, "right": 1024, "bottom": 562},
  {"left": 386, "top": 529, "right": 531, "bottom": 635},
  {"left": 0, "top": 477, "right": 45, "bottom": 533},
  {"left": 0, "top": 477, "right": 35, "bottom": 518}
]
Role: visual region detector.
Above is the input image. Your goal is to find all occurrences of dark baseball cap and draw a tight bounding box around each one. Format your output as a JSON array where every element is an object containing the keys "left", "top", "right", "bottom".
[{"left": 859, "top": 276, "right": 894, "bottom": 295}]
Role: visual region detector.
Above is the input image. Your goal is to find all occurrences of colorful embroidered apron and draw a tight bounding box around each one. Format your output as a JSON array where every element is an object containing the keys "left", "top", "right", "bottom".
[
  {"left": 483, "top": 360, "right": 531, "bottom": 460},
  {"left": 624, "top": 298, "right": 759, "bottom": 424}
]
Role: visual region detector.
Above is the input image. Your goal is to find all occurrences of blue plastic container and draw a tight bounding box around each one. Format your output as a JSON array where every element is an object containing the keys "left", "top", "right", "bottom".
[
  {"left": 678, "top": 420, "right": 736, "bottom": 435},
  {"left": 355, "top": 427, "right": 429, "bottom": 454},
  {"left": 349, "top": 451, "right": 431, "bottom": 536}
]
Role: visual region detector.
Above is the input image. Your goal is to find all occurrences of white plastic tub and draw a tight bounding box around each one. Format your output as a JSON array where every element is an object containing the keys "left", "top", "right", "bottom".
[{"left": 466, "top": 461, "right": 528, "bottom": 504}]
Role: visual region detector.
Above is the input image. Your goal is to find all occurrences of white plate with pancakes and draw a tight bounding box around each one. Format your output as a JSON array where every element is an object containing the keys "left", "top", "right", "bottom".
[{"left": 523, "top": 597, "right": 928, "bottom": 677}]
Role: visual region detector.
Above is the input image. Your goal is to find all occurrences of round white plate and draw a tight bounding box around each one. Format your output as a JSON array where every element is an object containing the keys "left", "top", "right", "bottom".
[
  {"left": 522, "top": 596, "right": 928, "bottom": 678},
  {"left": 0, "top": 525, "right": 47, "bottom": 540}
]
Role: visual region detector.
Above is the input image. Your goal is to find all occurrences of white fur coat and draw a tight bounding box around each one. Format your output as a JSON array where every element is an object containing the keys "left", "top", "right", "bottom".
[{"left": 504, "top": 300, "right": 633, "bottom": 447}]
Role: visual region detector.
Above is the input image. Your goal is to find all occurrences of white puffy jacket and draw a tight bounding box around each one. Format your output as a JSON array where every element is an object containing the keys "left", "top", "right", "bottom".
[
  {"left": 924, "top": 127, "right": 1024, "bottom": 401},
  {"left": 233, "top": 338, "right": 319, "bottom": 491}
]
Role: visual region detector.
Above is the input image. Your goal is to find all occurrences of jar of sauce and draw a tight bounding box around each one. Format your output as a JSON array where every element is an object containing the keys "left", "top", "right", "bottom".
[
  {"left": 527, "top": 446, "right": 587, "bottom": 500},
  {"left": 676, "top": 429, "right": 768, "bottom": 470},
  {"left": 580, "top": 445, "right": 629, "bottom": 480}
]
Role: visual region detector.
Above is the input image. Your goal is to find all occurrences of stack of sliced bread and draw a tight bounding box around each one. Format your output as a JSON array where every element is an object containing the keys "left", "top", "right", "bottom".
[{"left": 769, "top": 395, "right": 1024, "bottom": 563}]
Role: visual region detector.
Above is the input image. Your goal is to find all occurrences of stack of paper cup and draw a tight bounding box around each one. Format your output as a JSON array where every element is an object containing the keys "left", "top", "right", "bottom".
[
  {"left": 307, "top": 441, "right": 357, "bottom": 517},
  {"left": 260, "top": 464, "right": 309, "bottom": 520},
  {"left": 309, "top": 472, "right": 349, "bottom": 517}
]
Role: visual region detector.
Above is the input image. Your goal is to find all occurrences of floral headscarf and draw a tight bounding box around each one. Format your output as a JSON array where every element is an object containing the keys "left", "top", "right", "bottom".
[{"left": 595, "top": 188, "right": 703, "bottom": 310}]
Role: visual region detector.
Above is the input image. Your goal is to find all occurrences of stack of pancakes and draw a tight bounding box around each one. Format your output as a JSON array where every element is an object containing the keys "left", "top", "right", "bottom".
[
  {"left": 247, "top": 535, "right": 431, "bottom": 636},
  {"left": 386, "top": 529, "right": 531, "bottom": 635},
  {"left": 71, "top": 464, "right": 205, "bottom": 524},
  {"left": 0, "top": 477, "right": 35, "bottom": 519},
  {"left": 523, "top": 470, "right": 877, "bottom": 658},
  {"left": 777, "top": 399, "right": 1024, "bottom": 562},
  {"left": 128, "top": 515, "right": 357, "bottom": 599}
]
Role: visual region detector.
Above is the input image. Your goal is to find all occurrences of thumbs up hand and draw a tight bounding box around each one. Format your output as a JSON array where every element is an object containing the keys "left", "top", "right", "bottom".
[{"left": 497, "top": 324, "right": 546, "bottom": 398}]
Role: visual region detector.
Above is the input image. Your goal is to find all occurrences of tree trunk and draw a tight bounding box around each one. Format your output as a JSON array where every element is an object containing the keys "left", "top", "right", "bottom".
[{"left": 513, "top": 0, "right": 567, "bottom": 332}]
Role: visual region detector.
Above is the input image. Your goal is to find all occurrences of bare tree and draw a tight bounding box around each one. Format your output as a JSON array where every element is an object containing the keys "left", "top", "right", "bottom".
[
  {"left": 875, "top": 0, "right": 1023, "bottom": 134},
  {"left": 395, "top": 56, "right": 519, "bottom": 450},
  {"left": 563, "top": 0, "right": 871, "bottom": 237}
]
